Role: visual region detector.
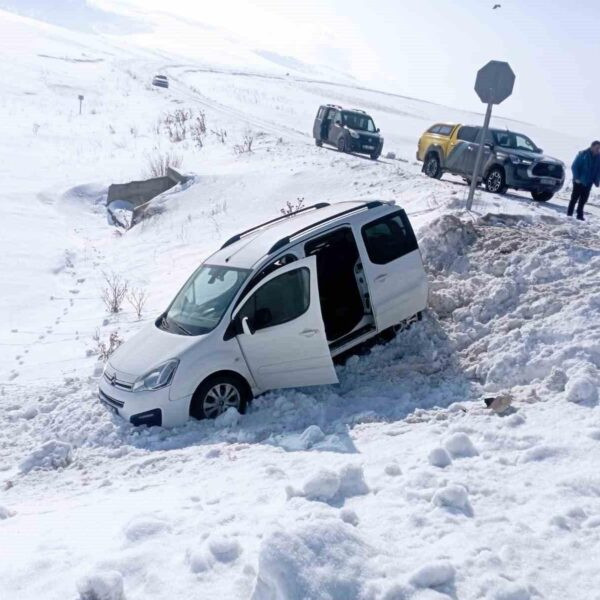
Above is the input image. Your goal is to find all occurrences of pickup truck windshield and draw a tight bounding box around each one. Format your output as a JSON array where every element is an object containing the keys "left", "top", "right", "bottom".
[
  {"left": 342, "top": 112, "right": 376, "bottom": 133},
  {"left": 162, "top": 265, "right": 250, "bottom": 335},
  {"left": 492, "top": 130, "right": 538, "bottom": 153}
]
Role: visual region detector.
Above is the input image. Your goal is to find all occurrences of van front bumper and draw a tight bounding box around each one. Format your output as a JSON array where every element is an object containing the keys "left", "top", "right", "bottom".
[{"left": 98, "top": 378, "right": 190, "bottom": 428}]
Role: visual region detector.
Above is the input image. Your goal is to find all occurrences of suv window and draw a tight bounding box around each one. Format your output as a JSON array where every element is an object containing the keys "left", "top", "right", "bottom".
[
  {"left": 361, "top": 211, "right": 418, "bottom": 265},
  {"left": 457, "top": 126, "right": 478, "bottom": 142},
  {"left": 237, "top": 268, "right": 310, "bottom": 331}
]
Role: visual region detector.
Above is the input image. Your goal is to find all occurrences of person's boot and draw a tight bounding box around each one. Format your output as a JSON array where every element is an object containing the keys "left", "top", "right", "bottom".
[{"left": 577, "top": 213, "right": 585, "bottom": 221}]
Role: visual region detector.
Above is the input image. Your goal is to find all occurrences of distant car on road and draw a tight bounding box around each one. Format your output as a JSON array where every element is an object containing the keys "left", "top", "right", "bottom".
[
  {"left": 152, "top": 74, "right": 169, "bottom": 89},
  {"left": 99, "top": 201, "right": 427, "bottom": 427},
  {"left": 417, "top": 123, "right": 565, "bottom": 202},
  {"left": 313, "top": 104, "right": 384, "bottom": 160}
]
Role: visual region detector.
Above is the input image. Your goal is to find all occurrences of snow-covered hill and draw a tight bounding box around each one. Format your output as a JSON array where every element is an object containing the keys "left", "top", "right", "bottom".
[{"left": 1, "top": 9, "right": 599, "bottom": 600}]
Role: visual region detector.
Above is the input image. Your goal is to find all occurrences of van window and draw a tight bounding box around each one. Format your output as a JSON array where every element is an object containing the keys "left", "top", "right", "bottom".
[
  {"left": 457, "top": 126, "right": 478, "bottom": 142},
  {"left": 428, "top": 125, "right": 441, "bottom": 133},
  {"left": 317, "top": 107, "right": 325, "bottom": 119},
  {"left": 361, "top": 211, "right": 418, "bottom": 265},
  {"left": 237, "top": 268, "right": 310, "bottom": 331}
]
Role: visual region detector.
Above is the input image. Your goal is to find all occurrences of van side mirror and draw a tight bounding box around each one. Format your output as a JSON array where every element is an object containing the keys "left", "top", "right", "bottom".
[
  {"left": 536, "top": 147, "right": 543, "bottom": 154},
  {"left": 376, "top": 128, "right": 380, "bottom": 133},
  {"left": 241, "top": 316, "right": 254, "bottom": 336}
]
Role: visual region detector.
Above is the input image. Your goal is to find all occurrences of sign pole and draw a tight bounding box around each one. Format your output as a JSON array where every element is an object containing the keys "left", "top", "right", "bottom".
[{"left": 466, "top": 101, "right": 493, "bottom": 211}]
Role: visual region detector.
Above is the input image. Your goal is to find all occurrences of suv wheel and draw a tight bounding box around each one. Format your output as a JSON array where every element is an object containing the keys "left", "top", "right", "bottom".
[
  {"left": 531, "top": 190, "right": 554, "bottom": 202},
  {"left": 424, "top": 153, "right": 442, "bottom": 179},
  {"left": 190, "top": 374, "right": 249, "bottom": 420},
  {"left": 315, "top": 139, "right": 322, "bottom": 147},
  {"left": 485, "top": 167, "right": 507, "bottom": 194},
  {"left": 337, "top": 136, "right": 348, "bottom": 153}
]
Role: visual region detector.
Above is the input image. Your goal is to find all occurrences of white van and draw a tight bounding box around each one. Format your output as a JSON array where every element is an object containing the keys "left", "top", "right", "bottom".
[{"left": 99, "top": 201, "right": 428, "bottom": 427}]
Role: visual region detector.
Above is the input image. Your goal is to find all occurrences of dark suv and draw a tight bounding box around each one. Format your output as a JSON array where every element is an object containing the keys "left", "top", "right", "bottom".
[
  {"left": 313, "top": 104, "right": 384, "bottom": 160},
  {"left": 417, "top": 123, "right": 565, "bottom": 201}
]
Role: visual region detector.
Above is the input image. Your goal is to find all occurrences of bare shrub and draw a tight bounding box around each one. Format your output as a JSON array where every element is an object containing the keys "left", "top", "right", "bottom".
[
  {"left": 281, "top": 197, "right": 306, "bottom": 215},
  {"left": 211, "top": 128, "right": 227, "bottom": 144},
  {"left": 234, "top": 135, "right": 254, "bottom": 155},
  {"left": 190, "top": 112, "right": 206, "bottom": 148},
  {"left": 145, "top": 150, "right": 182, "bottom": 177},
  {"left": 163, "top": 108, "right": 193, "bottom": 142},
  {"left": 92, "top": 329, "right": 123, "bottom": 362},
  {"left": 127, "top": 287, "right": 148, "bottom": 319},
  {"left": 101, "top": 272, "right": 129, "bottom": 313}
]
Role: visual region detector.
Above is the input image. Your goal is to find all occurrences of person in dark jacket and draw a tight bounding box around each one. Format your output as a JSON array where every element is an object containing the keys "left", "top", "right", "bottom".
[{"left": 568, "top": 141, "right": 600, "bottom": 220}]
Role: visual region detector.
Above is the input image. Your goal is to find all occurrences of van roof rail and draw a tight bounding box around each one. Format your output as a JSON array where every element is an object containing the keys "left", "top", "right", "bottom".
[
  {"left": 325, "top": 103, "right": 342, "bottom": 109},
  {"left": 350, "top": 108, "right": 366, "bottom": 114},
  {"left": 267, "top": 201, "right": 383, "bottom": 255},
  {"left": 220, "top": 202, "right": 330, "bottom": 249}
]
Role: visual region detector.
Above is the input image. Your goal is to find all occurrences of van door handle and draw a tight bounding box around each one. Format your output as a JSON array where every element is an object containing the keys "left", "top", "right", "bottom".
[
  {"left": 375, "top": 273, "right": 388, "bottom": 282},
  {"left": 300, "top": 328, "right": 318, "bottom": 337}
]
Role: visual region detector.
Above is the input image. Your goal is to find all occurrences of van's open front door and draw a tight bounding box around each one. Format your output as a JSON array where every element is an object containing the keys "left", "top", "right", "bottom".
[{"left": 232, "top": 256, "right": 338, "bottom": 392}]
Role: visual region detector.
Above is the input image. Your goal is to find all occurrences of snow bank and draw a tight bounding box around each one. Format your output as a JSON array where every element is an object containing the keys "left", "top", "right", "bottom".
[
  {"left": 19, "top": 440, "right": 73, "bottom": 474},
  {"left": 251, "top": 520, "right": 374, "bottom": 600}
]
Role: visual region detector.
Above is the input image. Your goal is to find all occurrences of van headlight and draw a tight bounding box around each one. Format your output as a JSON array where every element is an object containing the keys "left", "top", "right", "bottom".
[{"left": 132, "top": 359, "right": 179, "bottom": 392}]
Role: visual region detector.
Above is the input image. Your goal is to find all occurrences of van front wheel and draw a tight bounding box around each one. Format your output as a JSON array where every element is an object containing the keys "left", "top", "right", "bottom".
[{"left": 190, "top": 374, "right": 249, "bottom": 420}]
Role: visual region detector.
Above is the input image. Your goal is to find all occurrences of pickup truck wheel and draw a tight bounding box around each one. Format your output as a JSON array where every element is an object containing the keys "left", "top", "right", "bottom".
[
  {"left": 315, "top": 139, "right": 323, "bottom": 147},
  {"left": 190, "top": 374, "right": 249, "bottom": 420},
  {"left": 424, "top": 153, "right": 442, "bottom": 179},
  {"left": 531, "top": 190, "right": 554, "bottom": 202},
  {"left": 337, "top": 137, "right": 347, "bottom": 153},
  {"left": 485, "top": 167, "right": 507, "bottom": 194}
]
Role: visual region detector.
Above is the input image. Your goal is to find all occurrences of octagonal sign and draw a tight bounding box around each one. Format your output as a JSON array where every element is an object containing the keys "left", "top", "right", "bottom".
[{"left": 475, "top": 60, "right": 515, "bottom": 105}]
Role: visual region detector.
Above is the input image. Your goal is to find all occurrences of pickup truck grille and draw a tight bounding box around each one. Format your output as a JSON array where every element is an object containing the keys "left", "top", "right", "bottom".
[{"left": 532, "top": 162, "right": 563, "bottom": 178}]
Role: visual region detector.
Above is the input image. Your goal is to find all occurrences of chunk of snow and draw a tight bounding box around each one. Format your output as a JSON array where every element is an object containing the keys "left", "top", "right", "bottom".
[
  {"left": 490, "top": 582, "right": 531, "bottom": 600},
  {"left": 432, "top": 484, "right": 473, "bottom": 516},
  {"left": 208, "top": 536, "right": 242, "bottom": 563},
  {"left": 519, "top": 445, "right": 561, "bottom": 463},
  {"left": 0, "top": 505, "right": 16, "bottom": 519},
  {"left": 251, "top": 520, "right": 373, "bottom": 600},
  {"left": 565, "top": 365, "right": 598, "bottom": 404},
  {"left": 19, "top": 440, "right": 73, "bottom": 474},
  {"left": 299, "top": 425, "right": 325, "bottom": 448},
  {"left": 340, "top": 508, "right": 359, "bottom": 526},
  {"left": 409, "top": 561, "right": 456, "bottom": 588},
  {"left": 123, "top": 515, "right": 171, "bottom": 542},
  {"left": 444, "top": 433, "right": 478, "bottom": 458},
  {"left": 77, "top": 570, "right": 124, "bottom": 600},
  {"left": 186, "top": 549, "right": 211, "bottom": 573},
  {"left": 428, "top": 447, "right": 452, "bottom": 468},
  {"left": 215, "top": 407, "right": 241, "bottom": 428},
  {"left": 385, "top": 462, "right": 402, "bottom": 476},
  {"left": 302, "top": 469, "right": 340, "bottom": 501},
  {"left": 338, "top": 465, "right": 369, "bottom": 498}
]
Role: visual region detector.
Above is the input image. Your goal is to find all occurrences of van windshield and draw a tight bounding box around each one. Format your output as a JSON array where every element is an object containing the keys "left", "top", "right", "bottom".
[
  {"left": 342, "top": 112, "right": 376, "bottom": 132},
  {"left": 161, "top": 265, "right": 250, "bottom": 335}
]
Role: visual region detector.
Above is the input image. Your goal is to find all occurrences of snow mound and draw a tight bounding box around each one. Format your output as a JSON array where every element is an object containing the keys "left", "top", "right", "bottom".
[
  {"left": 215, "top": 407, "right": 241, "bottom": 428},
  {"left": 489, "top": 582, "right": 531, "bottom": 600},
  {"left": 208, "top": 536, "right": 242, "bottom": 563},
  {"left": 432, "top": 484, "right": 473, "bottom": 516},
  {"left": 565, "top": 363, "right": 598, "bottom": 405},
  {"left": 409, "top": 561, "right": 456, "bottom": 588},
  {"left": 295, "top": 465, "right": 370, "bottom": 504},
  {"left": 0, "top": 505, "right": 16, "bottom": 519},
  {"left": 428, "top": 447, "right": 452, "bottom": 468},
  {"left": 19, "top": 440, "right": 73, "bottom": 474},
  {"left": 444, "top": 433, "right": 478, "bottom": 458},
  {"left": 251, "top": 520, "right": 373, "bottom": 600},
  {"left": 299, "top": 425, "right": 325, "bottom": 448},
  {"left": 77, "top": 570, "right": 124, "bottom": 600},
  {"left": 123, "top": 515, "right": 171, "bottom": 542},
  {"left": 419, "top": 214, "right": 477, "bottom": 272},
  {"left": 385, "top": 462, "right": 402, "bottom": 476}
]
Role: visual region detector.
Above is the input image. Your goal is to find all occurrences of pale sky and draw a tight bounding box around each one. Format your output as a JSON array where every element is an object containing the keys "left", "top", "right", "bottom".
[{"left": 17, "top": 0, "right": 600, "bottom": 137}]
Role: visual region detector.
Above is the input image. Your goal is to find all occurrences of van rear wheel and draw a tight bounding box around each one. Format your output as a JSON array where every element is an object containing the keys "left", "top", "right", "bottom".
[
  {"left": 315, "top": 139, "right": 323, "bottom": 147},
  {"left": 190, "top": 374, "right": 249, "bottom": 420},
  {"left": 337, "top": 137, "right": 347, "bottom": 153}
]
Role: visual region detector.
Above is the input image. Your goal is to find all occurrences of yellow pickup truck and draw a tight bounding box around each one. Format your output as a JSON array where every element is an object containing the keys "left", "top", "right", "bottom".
[{"left": 416, "top": 123, "right": 565, "bottom": 201}]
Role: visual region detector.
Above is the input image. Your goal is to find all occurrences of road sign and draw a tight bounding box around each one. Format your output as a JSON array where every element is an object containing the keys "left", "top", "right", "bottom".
[
  {"left": 467, "top": 61, "right": 515, "bottom": 210},
  {"left": 475, "top": 61, "right": 515, "bottom": 105}
]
